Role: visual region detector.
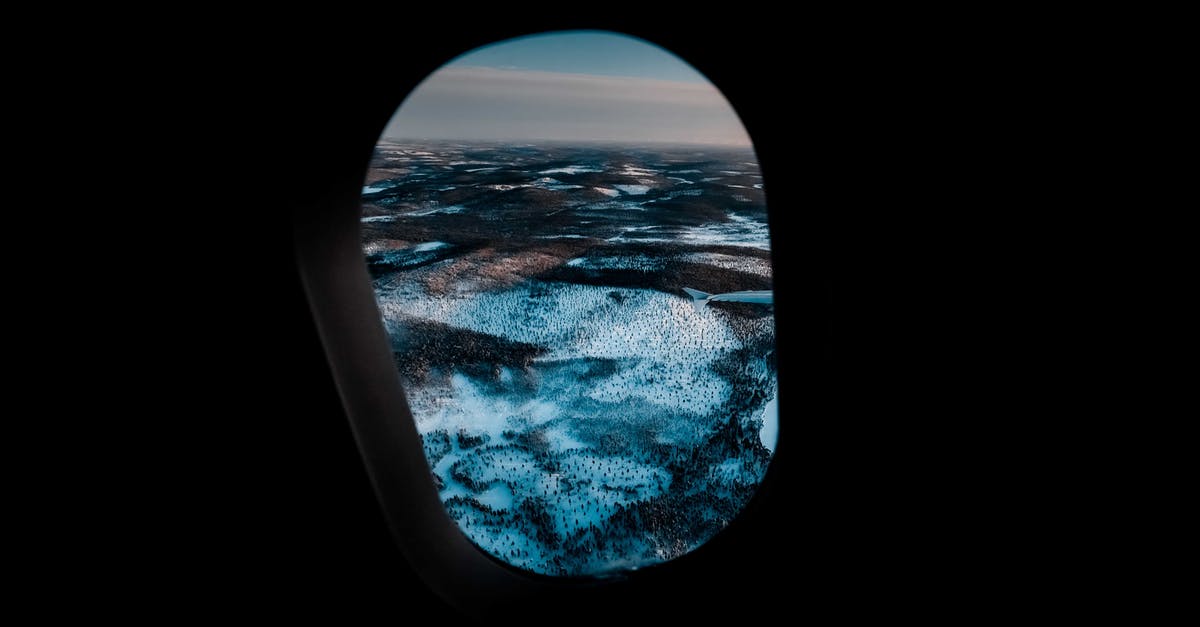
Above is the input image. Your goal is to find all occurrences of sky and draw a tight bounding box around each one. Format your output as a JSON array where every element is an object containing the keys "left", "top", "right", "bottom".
[{"left": 382, "top": 31, "right": 751, "bottom": 147}]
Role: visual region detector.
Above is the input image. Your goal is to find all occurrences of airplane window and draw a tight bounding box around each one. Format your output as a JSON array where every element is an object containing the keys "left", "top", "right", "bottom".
[{"left": 360, "top": 30, "right": 777, "bottom": 577}]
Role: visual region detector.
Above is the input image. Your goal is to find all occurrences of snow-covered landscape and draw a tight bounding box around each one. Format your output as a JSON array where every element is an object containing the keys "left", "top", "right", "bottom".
[{"left": 362, "top": 141, "right": 776, "bottom": 576}]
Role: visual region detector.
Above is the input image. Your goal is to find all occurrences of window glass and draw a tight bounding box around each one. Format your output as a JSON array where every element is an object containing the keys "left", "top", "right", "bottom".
[{"left": 361, "top": 31, "right": 777, "bottom": 576}]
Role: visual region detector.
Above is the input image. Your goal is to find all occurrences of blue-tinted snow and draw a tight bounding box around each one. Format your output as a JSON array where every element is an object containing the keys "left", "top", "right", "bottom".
[
  {"left": 566, "top": 255, "right": 665, "bottom": 272},
  {"left": 682, "top": 252, "right": 773, "bottom": 277},
  {"left": 476, "top": 483, "right": 515, "bottom": 511},
  {"left": 619, "top": 165, "right": 660, "bottom": 177},
  {"left": 607, "top": 214, "right": 771, "bottom": 250},
  {"left": 410, "top": 204, "right": 466, "bottom": 216},
  {"left": 413, "top": 241, "right": 449, "bottom": 252},
  {"left": 381, "top": 279, "right": 754, "bottom": 430},
  {"left": 539, "top": 165, "right": 603, "bottom": 175},
  {"left": 759, "top": 388, "right": 779, "bottom": 452},
  {"left": 677, "top": 215, "right": 770, "bottom": 249},
  {"left": 447, "top": 446, "right": 671, "bottom": 573},
  {"left": 363, "top": 141, "right": 776, "bottom": 577},
  {"left": 573, "top": 201, "right": 646, "bottom": 213}
]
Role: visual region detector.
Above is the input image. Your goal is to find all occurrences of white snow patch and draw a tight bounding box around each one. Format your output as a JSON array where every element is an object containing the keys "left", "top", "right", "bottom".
[
  {"left": 540, "top": 165, "right": 602, "bottom": 175},
  {"left": 579, "top": 201, "right": 645, "bottom": 212},
  {"left": 362, "top": 240, "right": 392, "bottom": 255},
  {"left": 683, "top": 252, "right": 773, "bottom": 277},
  {"left": 563, "top": 255, "right": 664, "bottom": 271},
  {"left": 759, "top": 388, "right": 779, "bottom": 452},
  {"left": 410, "top": 204, "right": 466, "bottom": 216},
  {"left": 661, "top": 188, "right": 703, "bottom": 200},
  {"left": 676, "top": 215, "right": 770, "bottom": 249},
  {"left": 433, "top": 450, "right": 466, "bottom": 500},
  {"left": 593, "top": 187, "right": 620, "bottom": 197},
  {"left": 611, "top": 213, "right": 771, "bottom": 250},
  {"left": 619, "top": 165, "right": 660, "bottom": 176},
  {"left": 613, "top": 184, "right": 650, "bottom": 195},
  {"left": 476, "top": 483, "right": 514, "bottom": 511},
  {"left": 407, "top": 374, "right": 533, "bottom": 441},
  {"left": 413, "top": 241, "right": 449, "bottom": 252},
  {"left": 382, "top": 283, "right": 742, "bottom": 418}
]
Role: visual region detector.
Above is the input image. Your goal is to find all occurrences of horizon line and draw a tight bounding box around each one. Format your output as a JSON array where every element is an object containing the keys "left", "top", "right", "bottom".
[{"left": 377, "top": 136, "right": 754, "bottom": 149}]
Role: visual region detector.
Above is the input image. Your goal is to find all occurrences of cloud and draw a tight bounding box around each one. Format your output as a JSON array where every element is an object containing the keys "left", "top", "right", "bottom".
[{"left": 383, "top": 66, "right": 751, "bottom": 147}]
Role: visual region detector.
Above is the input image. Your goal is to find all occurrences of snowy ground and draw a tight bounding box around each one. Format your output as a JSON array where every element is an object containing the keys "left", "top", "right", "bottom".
[{"left": 362, "top": 141, "right": 778, "bottom": 576}]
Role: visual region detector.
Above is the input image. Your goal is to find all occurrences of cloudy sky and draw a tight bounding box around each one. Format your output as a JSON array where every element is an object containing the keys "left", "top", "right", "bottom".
[{"left": 382, "top": 31, "right": 751, "bottom": 147}]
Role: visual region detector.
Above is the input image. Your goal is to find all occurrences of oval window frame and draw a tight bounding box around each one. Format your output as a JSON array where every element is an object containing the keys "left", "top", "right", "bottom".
[{"left": 292, "top": 27, "right": 804, "bottom": 619}]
